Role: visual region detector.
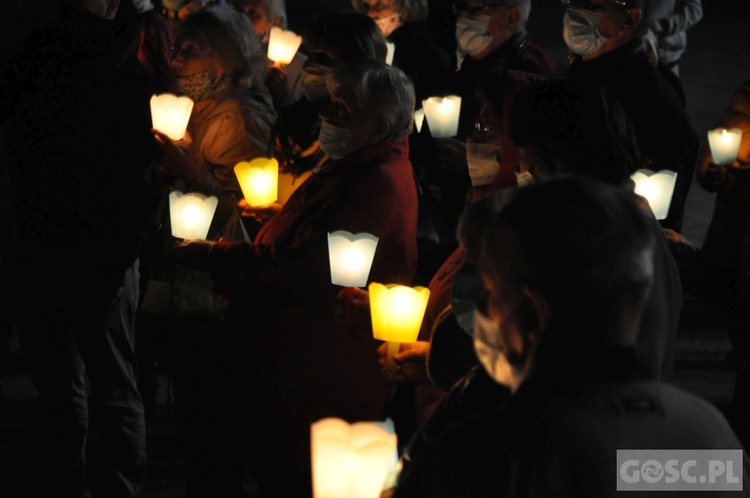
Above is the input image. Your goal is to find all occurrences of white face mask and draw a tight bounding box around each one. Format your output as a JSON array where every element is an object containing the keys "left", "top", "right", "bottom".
[
  {"left": 515, "top": 169, "right": 534, "bottom": 186},
  {"left": 301, "top": 62, "right": 332, "bottom": 102},
  {"left": 456, "top": 13, "right": 493, "bottom": 56},
  {"left": 318, "top": 121, "right": 355, "bottom": 159},
  {"left": 562, "top": 8, "right": 611, "bottom": 56},
  {"left": 466, "top": 141, "right": 501, "bottom": 187},
  {"left": 473, "top": 307, "right": 524, "bottom": 391}
]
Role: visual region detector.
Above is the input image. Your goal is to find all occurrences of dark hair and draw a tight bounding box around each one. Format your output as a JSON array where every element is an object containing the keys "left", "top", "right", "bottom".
[
  {"left": 303, "top": 12, "right": 388, "bottom": 64},
  {"left": 472, "top": 175, "right": 655, "bottom": 340},
  {"left": 351, "top": 0, "right": 429, "bottom": 22},
  {"left": 509, "top": 76, "right": 641, "bottom": 185}
]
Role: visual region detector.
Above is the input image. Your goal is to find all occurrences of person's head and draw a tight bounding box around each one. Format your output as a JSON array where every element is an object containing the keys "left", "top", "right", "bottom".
[
  {"left": 454, "top": 0, "right": 530, "bottom": 60},
  {"left": 461, "top": 175, "right": 655, "bottom": 390},
  {"left": 299, "top": 13, "right": 387, "bottom": 102},
  {"left": 351, "top": 0, "right": 429, "bottom": 32},
  {"left": 561, "top": 0, "right": 646, "bottom": 61},
  {"left": 318, "top": 59, "right": 415, "bottom": 159},
  {"left": 171, "top": 6, "right": 266, "bottom": 100},
  {"left": 229, "top": 0, "right": 287, "bottom": 44},
  {"left": 509, "top": 76, "right": 641, "bottom": 185}
]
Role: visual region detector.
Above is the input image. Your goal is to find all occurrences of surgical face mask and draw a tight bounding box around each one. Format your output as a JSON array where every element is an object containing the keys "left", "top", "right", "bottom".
[
  {"left": 176, "top": 69, "right": 214, "bottom": 102},
  {"left": 466, "top": 141, "right": 501, "bottom": 187},
  {"left": 562, "top": 7, "right": 612, "bottom": 56},
  {"left": 318, "top": 121, "right": 355, "bottom": 159},
  {"left": 301, "top": 62, "right": 332, "bottom": 102},
  {"left": 456, "top": 13, "right": 493, "bottom": 56},
  {"left": 473, "top": 307, "right": 524, "bottom": 390},
  {"left": 515, "top": 169, "right": 533, "bottom": 186}
]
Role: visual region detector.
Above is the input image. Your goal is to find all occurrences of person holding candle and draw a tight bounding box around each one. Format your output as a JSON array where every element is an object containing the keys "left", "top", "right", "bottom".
[
  {"left": 390, "top": 175, "right": 749, "bottom": 498},
  {"left": 149, "top": 5, "right": 276, "bottom": 239},
  {"left": 172, "top": 58, "right": 419, "bottom": 497},
  {"left": 560, "top": 0, "right": 699, "bottom": 232}
]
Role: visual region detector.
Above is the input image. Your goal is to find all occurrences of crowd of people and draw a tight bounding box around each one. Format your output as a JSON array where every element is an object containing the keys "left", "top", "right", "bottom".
[{"left": 2, "top": 0, "right": 750, "bottom": 497}]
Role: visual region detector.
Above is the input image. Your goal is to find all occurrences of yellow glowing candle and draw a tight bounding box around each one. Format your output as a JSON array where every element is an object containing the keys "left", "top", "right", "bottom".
[
  {"left": 234, "top": 157, "right": 279, "bottom": 207},
  {"left": 631, "top": 169, "right": 678, "bottom": 221},
  {"left": 311, "top": 417, "right": 397, "bottom": 498},
  {"left": 422, "top": 95, "right": 461, "bottom": 138},
  {"left": 168, "top": 191, "right": 218, "bottom": 240},
  {"left": 150, "top": 93, "right": 194, "bottom": 141},
  {"left": 267, "top": 26, "right": 303, "bottom": 64},
  {"left": 707, "top": 128, "right": 743, "bottom": 166},
  {"left": 369, "top": 283, "right": 430, "bottom": 379}
]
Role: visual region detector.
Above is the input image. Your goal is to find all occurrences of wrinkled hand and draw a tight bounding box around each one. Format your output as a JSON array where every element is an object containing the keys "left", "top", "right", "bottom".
[
  {"left": 238, "top": 198, "right": 282, "bottom": 225},
  {"left": 335, "top": 287, "right": 371, "bottom": 336},
  {"left": 377, "top": 341, "right": 431, "bottom": 385},
  {"left": 171, "top": 239, "right": 215, "bottom": 271},
  {"left": 266, "top": 63, "right": 290, "bottom": 103},
  {"left": 434, "top": 137, "right": 468, "bottom": 174},
  {"left": 152, "top": 128, "right": 201, "bottom": 183}
]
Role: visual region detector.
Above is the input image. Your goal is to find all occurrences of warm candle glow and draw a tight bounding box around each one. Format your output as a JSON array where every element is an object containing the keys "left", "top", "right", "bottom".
[
  {"left": 150, "top": 93, "right": 194, "bottom": 141},
  {"left": 422, "top": 95, "right": 461, "bottom": 138},
  {"left": 311, "top": 417, "right": 397, "bottom": 498},
  {"left": 328, "top": 231, "right": 379, "bottom": 288},
  {"left": 234, "top": 157, "right": 279, "bottom": 207},
  {"left": 707, "top": 128, "right": 743, "bottom": 166},
  {"left": 414, "top": 108, "right": 425, "bottom": 134},
  {"left": 267, "top": 26, "right": 303, "bottom": 64},
  {"left": 631, "top": 169, "right": 678, "bottom": 221},
  {"left": 169, "top": 191, "right": 218, "bottom": 240},
  {"left": 369, "top": 283, "right": 430, "bottom": 343}
]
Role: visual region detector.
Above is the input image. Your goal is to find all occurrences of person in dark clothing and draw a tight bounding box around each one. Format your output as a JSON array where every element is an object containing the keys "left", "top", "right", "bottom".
[
  {"left": 562, "top": 0, "right": 699, "bottom": 232},
  {"left": 0, "top": 0, "right": 156, "bottom": 496},
  {"left": 390, "top": 175, "right": 749, "bottom": 498}
]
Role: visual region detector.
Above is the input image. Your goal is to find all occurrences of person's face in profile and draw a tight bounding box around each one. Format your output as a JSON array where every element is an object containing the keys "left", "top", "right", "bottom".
[{"left": 361, "top": 0, "right": 396, "bottom": 19}]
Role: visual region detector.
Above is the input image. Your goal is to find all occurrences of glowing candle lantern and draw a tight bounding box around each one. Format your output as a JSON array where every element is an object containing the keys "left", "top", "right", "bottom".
[
  {"left": 708, "top": 128, "right": 743, "bottom": 166},
  {"left": 328, "top": 231, "right": 379, "bottom": 288},
  {"left": 311, "top": 417, "right": 398, "bottom": 498},
  {"left": 369, "top": 283, "right": 430, "bottom": 379},
  {"left": 168, "top": 191, "right": 218, "bottom": 240},
  {"left": 150, "top": 93, "right": 194, "bottom": 141},
  {"left": 234, "top": 157, "right": 279, "bottom": 207},
  {"left": 413, "top": 108, "right": 425, "bottom": 134},
  {"left": 422, "top": 95, "right": 461, "bottom": 138},
  {"left": 385, "top": 42, "right": 395, "bottom": 66},
  {"left": 631, "top": 169, "right": 678, "bottom": 221},
  {"left": 267, "top": 26, "right": 303, "bottom": 64}
]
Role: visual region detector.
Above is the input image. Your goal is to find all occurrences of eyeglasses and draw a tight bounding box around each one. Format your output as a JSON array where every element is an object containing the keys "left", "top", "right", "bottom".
[
  {"left": 561, "top": 0, "right": 626, "bottom": 10},
  {"left": 169, "top": 44, "right": 211, "bottom": 60}
]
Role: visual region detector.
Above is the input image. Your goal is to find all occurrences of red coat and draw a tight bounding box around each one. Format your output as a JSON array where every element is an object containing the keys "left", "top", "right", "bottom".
[{"left": 206, "top": 138, "right": 418, "bottom": 473}]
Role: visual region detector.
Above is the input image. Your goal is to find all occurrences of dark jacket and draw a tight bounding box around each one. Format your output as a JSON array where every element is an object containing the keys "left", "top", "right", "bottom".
[
  {"left": 205, "top": 138, "right": 419, "bottom": 474},
  {"left": 568, "top": 39, "right": 699, "bottom": 231}
]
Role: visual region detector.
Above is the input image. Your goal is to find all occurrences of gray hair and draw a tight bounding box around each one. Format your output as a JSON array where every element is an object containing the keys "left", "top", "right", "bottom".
[
  {"left": 350, "top": 0, "right": 429, "bottom": 23},
  {"left": 228, "top": 0, "right": 289, "bottom": 28},
  {"left": 328, "top": 59, "right": 416, "bottom": 143},
  {"left": 175, "top": 5, "right": 267, "bottom": 89}
]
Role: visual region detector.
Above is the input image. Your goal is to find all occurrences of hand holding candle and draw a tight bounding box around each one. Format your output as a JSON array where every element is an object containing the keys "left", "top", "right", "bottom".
[
  {"left": 369, "top": 283, "right": 430, "bottom": 381},
  {"left": 707, "top": 128, "right": 743, "bottom": 166}
]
